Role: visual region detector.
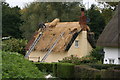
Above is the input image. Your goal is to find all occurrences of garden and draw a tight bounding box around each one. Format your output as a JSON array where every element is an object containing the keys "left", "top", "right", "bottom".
[{"left": 2, "top": 38, "right": 120, "bottom": 79}]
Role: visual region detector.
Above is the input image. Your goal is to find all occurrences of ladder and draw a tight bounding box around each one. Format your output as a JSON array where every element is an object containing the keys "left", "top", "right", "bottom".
[
  {"left": 41, "top": 32, "right": 65, "bottom": 62},
  {"left": 25, "top": 32, "right": 43, "bottom": 58}
]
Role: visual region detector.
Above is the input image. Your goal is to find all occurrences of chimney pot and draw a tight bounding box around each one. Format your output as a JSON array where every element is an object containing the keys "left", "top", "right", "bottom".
[{"left": 81, "top": 8, "right": 84, "bottom": 11}]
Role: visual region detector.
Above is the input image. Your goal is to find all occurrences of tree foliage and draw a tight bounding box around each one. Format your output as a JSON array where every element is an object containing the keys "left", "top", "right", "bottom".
[
  {"left": 98, "top": 2, "right": 118, "bottom": 24},
  {"left": 98, "top": 2, "right": 118, "bottom": 10},
  {"left": 2, "top": 2, "right": 22, "bottom": 38},
  {"left": 105, "top": 2, "right": 118, "bottom": 10},
  {"left": 87, "top": 4, "right": 106, "bottom": 40},
  {"left": 20, "top": 2, "right": 83, "bottom": 40},
  {"left": 2, "top": 38, "right": 27, "bottom": 55},
  {"left": 2, "top": 1, "right": 117, "bottom": 42},
  {"left": 101, "top": 8, "right": 113, "bottom": 24},
  {"left": 2, "top": 51, "right": 44, "bottom": 78}
]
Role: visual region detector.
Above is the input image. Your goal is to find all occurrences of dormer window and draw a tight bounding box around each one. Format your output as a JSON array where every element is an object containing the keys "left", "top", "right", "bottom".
[{"left": 75, "top": 40, "right": 79, "bottom": 48}]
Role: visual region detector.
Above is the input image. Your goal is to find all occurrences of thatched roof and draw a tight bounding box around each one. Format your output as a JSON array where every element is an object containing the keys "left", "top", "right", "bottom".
[
  {"left": 97, "top": 4, "right": 120, "bottom": 47},
  {"left": 25, "top": 21, "right": 95, "bottom": 52},
  {"left": 34, "top": 22, "right": 82, "bottom": 52}
]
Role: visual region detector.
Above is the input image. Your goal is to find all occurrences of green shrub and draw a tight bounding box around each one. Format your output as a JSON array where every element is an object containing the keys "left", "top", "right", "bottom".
[
  {"left": 59, "top": 55, "right": 97, "bottom": 65},
  {"left": 56, "top": 63, "right": 75, "bottom": 78},
  {"left": 2, "top": 51, "right": 44, "bottom": 78},
  {"left": 79, "top": 56, "right": 97, "bottom": 64},
  {"left": 35, "top": 62, "right": 53, "bottom": 73},
  {"left": 90, "top": 47, "right": 104, "bottom": 61},
  {"left": 2, "top": 38, "right": 27, "bottom": 55}
]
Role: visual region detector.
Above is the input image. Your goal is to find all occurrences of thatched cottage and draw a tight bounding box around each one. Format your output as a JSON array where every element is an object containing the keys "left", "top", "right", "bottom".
[
  {"left": 25, "top": 8, "right": 95, "bottom": 62},
  {"left": 97, "top": 3, "right": 120, "bottom": 64}
]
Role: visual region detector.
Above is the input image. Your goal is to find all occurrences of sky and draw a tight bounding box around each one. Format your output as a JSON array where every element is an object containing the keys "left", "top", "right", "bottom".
[
  {"left": 6, "top": 0, "right": 34, "bottom": 8},
  {"left": 5, "top": 0, "right": 98, "bottom": 9}
]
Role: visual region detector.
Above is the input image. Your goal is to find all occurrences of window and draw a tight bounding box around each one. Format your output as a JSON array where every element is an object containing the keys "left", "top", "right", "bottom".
[
  {"left": 109, "top": 59, "right": 115, "bottom": 64},
  {"left": 75, "top": 40, "right": 79, "bottom": 48},
  {"left": 105, "top": 59, "right": 107, "bottom": 62}
]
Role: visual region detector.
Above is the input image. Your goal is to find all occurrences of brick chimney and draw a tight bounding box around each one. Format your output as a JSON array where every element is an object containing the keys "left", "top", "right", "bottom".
[
  {"left": 81, "top": 8, "right": 85, "bottom": 16},
  {"left": 79, "top": 8, "right": 87, "bottom": 31}
]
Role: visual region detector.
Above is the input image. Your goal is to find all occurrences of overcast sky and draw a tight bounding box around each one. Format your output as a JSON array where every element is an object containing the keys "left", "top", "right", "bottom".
[
  {"left": 6, "top": 0, "right": 34, "bottom": 8},
  {"left": 5, "top": 0, "right": 98, "bottom": 9}
]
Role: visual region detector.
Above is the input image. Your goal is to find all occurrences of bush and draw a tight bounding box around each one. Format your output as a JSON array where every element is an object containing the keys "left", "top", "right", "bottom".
[
  {"left": 2, "top": 38, "right": 27, "bottom": 55},
  {"left": 59, "top": 55, "right": 97, "bottom": 65},
  {"left": 2, "top": 51, "right": 44, "bottom": 78},
  {"left": 35, "top": 62, "right": 53, "bottom": 73},
  {"left": 56, "top": 63, "right": 75, "bottom": 78},
  {"left": 58, "top": 55, "right": 80, "bottom": 64},
  {"left": 79, "top": 56, "right": 97, "bottom": 64},
  {"left": 90, "top": 47, "right": 104, "bottom": 61}
]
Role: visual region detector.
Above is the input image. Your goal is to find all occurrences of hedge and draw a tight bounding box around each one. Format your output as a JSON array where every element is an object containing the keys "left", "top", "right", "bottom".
[
  {"left": 56, "top": 63, "right": 75, "bottom": 79},
  {"left": 52, "top": 63, "right": 58, "bottom": 77},
  {"left": 74, "top": 65, "right": 101, "bottom": 79},
  {"left": 74, "top": 65, "right": 120, "bottom": 79},
  {"left": 34, "top": 62, "right": 120, "bottom": 79},
  {"left": 101, "top": 69, "right": 120, "bottom": 78},
  {"left": 35, "top": 62, "right": 53, "bottom": 73},
  {"left": 35, "top": 62, "right": 75, "bottom": 78},
  {"left": 88, "top": 64, "right": 120, "bottom": 70}
]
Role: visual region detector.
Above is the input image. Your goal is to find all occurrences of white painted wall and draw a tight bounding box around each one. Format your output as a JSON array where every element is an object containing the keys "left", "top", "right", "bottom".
[{"left": 104, "top": 47, "right": 120, "bottom": 64}]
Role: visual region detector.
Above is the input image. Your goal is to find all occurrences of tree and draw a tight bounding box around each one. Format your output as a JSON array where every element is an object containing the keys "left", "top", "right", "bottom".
[
  {"left": 20, "top": 2, "right": 83, "bottom": 40},
  {"left": 101, "top": 8, "right": 113, "bottom": 24},
  {"left": 87, "top": 4, "right": 106, "bottom": 41},
  {"left": 2, "top": 2, "right": 22, "bottom": 38},
  {"left": 98, "top": 2, "right": 118, "bottom": 10},
  {"left": 2, "top": 38, "right": 27, "bottom": 55},
  {"left": 105, "top": 2, "right": 118, "bottom": 10},
  {"left": 96, "top": 2, "right": 118, "bottom": 25}
]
